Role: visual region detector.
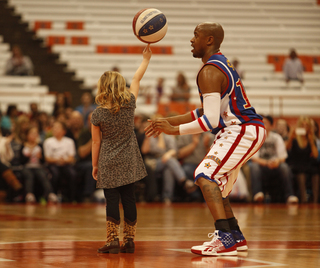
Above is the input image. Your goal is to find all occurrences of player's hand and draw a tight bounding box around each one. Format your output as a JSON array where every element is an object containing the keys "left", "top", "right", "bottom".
[
  {"left": 145, "top": 120, "right": 161, "bottom": 138},
  {"left": 146, "top": 118, "right": 179, "bottom": 136},
  {"left": 92, "top": 167, "right": 98, "bottom": 181},
  {"left": 143, "top": 44, "right": 152, "bottom": 61}
]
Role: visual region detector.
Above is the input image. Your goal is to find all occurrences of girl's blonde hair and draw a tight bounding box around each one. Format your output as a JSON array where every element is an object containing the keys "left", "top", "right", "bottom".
[{"left": 95, "top": 71, "right": 131, "bottom": 114}]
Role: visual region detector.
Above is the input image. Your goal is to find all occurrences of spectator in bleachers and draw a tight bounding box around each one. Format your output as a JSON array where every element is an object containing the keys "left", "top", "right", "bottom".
[
  {"left": 283, "top": 49, "right": 304, "bottom": 84},
  {"left": 314, "top": 120, "right": 320, "bottom": 162},
  {"left": 170, "top": 72, "right": 191, "bottom": 103},
  {"left": 43, "top": 121, "right": 77, "bottom": 202},
  {"left": 28, "top": 102, "right": 40, "bottom": 122},
  {"left": 21, "top": 126, "right": 57, "bottom": 203},
  {"left": 0, "top": 128, "right": 14, "bottom": 167},
  {"left": 0, "top": 128, "right": 22, "bottom": 202},
  {"left": 232, "top": 59, "right": 245, "bottom": 79},
  {"left": 52, "top": 93, "right": 72, "bottom": 118},
  {"left": 0, "top": 162, "right": 23, "bottom": 203},
  {"left": 286, "top": 116, "right": 319, "bottom": 203},
  {"left": 75, "top": 92, "right": 97, "bottom": 127},
  {"left": 314, "top": 120, "right": 320, "bottom": 202},
  {"left": 75, "top": 112, "right": 96, "bottom": 202},
  {"left": 141, "top": 116, "right": 195, "bottom": 204},
  {"left": 0, "top": 105, "right": 18, "bottom": 136},
  {"left": 5, "top": 45, "right": 33, "bottom": 76},
  {"left": 38, "top": 112, "right": 51, "bottom": 143},
  {"left": 249, "top": 115, "right": 298, "bottom": 203},
  {"left": 10, "top": 115, "right": 31, "bottom": 200},
  {"left": 156, "top": 77, "right": 165, "bottom": 104},
  {"left": 135, "top": 114, "right": 158, "bottom": 202},
  {"left": 176, "top": 133, "right": 213, "bottom": 201},
  {"left": 66, "top": 110, "right": 84, "bottom": 143},
  {"left": 275, "top": 118, "right": 290, "bottom": 145}
]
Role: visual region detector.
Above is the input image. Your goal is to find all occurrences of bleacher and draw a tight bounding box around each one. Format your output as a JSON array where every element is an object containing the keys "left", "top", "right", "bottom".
[
  {"left": 0, "top": 35, "right": 55, "bottom": 114},
  {"left": 5, "top": 0, "right": 320, "bottom": 117}
]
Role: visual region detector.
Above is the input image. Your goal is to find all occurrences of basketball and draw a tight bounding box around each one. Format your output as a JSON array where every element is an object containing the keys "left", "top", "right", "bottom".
[{"left": 132, "top": 8, "right": 168, "bottom": 44}]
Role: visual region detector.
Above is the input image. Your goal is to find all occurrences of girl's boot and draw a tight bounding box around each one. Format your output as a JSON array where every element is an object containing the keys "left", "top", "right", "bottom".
[
  {"left": 120, "top": 219, "right": 137, "bottom": 253},
  {"left": 98, "top": 217, "right": 120, "bottom": 253}
]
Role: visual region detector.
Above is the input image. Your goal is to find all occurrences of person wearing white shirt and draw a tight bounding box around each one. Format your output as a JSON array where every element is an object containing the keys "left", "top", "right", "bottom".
[{"left": 43, "top": 121, "right": 76, "bottom": 202}]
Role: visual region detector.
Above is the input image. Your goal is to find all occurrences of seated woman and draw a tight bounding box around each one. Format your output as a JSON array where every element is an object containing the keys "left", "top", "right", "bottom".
[{"left": 287, "top": 116, "right": 319, "bottom": 203}]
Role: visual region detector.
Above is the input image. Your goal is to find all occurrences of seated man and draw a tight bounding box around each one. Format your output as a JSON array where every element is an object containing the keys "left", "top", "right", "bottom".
[
  {"left": 43, "top": 121, "right": 77, "bottom": 202},
  {"left": 5, "top": 45, "right": 33, "bottom": 76},
  {"left": 250, "top": 115, "right": 298, "bottom": 203},
  {"left": 282, "top": 49, "right": 304, "bottom": 84}
]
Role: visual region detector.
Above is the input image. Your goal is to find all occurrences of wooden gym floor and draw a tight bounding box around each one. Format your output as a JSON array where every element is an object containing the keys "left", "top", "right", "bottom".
[{"left": 0, "top": 202, "right": 319, "bottom": 268}]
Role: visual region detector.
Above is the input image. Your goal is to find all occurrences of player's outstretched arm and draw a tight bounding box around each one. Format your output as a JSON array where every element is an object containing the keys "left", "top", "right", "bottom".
[
  {"left": 166, "top": 108, "right": 203, "bottom": 126},
  {"left": 130, "top": 44, "right": 152, "bottom": 100},
  {"left": 144, "top": 108, "right": 203, "bottom": 137}
]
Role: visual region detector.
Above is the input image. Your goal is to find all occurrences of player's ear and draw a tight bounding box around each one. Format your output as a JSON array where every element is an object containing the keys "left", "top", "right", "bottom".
[{"left": 207, "top": 36, "right": 214, "bottom": 46}]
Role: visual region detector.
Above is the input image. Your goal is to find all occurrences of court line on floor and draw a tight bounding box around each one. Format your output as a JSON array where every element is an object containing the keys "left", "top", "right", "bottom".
[{"left": 0, "top": 258, "right": 15, "bottom": 262}]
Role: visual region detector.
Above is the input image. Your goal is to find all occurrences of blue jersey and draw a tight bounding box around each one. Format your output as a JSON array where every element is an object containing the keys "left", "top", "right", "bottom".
[{"left": 196, "top": 52, "right": 264, "bottom": 134}]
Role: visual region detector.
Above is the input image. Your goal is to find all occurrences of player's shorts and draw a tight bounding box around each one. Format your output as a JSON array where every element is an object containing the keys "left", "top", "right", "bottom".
[{"left": 194, "top": 124, "right": 266, "bottom": 198}]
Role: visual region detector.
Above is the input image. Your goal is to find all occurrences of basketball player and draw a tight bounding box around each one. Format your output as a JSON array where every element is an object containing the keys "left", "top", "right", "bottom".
[{"left": 145, "top": 22, "right": 266, "bottom": 256}]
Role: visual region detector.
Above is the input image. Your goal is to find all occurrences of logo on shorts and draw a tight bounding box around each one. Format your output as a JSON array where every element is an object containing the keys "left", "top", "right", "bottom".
[
  {"left": 204, "top": 162, "right": 211, "bottom": 169},
  {"left": 204, "top": 155, "right": 221, "bottom": 166}
]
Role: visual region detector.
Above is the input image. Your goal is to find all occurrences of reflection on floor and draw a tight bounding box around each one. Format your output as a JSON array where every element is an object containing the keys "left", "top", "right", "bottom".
[{"left": 0, "top": 203, "right": 319, "bottom": 268}]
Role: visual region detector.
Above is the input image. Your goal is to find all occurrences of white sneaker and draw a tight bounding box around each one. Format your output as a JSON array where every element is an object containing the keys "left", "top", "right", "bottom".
[
  {"left": 253, "top": 192, "right": 264, "bottom": 203},
  {"left": 287, "top": 195, "right": 299, "bottom": 204},
  {"left": 25, "top": 193, "right": 36, "bottom": 203},
  {"left": 191, "top": 230, "right": 237, "bottom": 256},
  {"left": 48, "top": 193, "right": 58, "bottom": 203}
]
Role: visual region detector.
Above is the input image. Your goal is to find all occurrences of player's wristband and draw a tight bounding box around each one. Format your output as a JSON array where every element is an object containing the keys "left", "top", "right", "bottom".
[{"left": 191, "top": 108, "right": 201, "bottom": 121}]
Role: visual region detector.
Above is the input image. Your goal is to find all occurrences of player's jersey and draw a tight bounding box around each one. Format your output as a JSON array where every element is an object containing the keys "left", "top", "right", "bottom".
[{"left": 196, "top": 52, "right": 264, "bottom": 134}]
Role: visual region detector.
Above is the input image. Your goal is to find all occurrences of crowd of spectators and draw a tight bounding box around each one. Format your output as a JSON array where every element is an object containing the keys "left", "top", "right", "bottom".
[{"left": 0, "top": 93, "right": 319, "bottom": 204}]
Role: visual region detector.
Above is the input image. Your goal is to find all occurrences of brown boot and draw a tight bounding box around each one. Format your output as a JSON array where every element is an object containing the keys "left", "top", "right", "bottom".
[
  {"left": 120, "top": 219, "right": 137, "bottom": 253},
  {"left": 98, "top": 217, "right": 120, "bottom": 254}
]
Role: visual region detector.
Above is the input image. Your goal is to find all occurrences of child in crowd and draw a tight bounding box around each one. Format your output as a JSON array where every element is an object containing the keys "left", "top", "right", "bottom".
[
  {"left": 22, "top": 127, "right": 57, "bottom": 203},
  {"left": 91, "top": 45, "right": 152, "bottom": 254}
]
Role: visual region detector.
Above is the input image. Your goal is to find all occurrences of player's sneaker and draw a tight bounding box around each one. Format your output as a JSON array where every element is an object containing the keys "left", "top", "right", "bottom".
[
  {"left": 231, "top": 230, "right": 248, "bottom": 251},
  {"left": 191, "top": 230, "right": 237, "bottom": 256}
]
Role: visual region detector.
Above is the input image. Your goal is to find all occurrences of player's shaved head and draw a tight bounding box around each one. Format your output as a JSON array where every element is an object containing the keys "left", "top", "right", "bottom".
[{"left": 197, "top": 22, "right": 224, "bottom": 49}]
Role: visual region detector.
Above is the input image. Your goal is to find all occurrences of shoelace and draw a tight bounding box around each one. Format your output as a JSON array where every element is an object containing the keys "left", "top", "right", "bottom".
[{"left": 203, "top": 231, "right": 220, "bottom": 245}]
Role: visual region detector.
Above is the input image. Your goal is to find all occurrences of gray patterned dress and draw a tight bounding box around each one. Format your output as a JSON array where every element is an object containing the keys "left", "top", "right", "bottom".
[{"left": 91, "top": 93, "right": 147, "bottom": 189}]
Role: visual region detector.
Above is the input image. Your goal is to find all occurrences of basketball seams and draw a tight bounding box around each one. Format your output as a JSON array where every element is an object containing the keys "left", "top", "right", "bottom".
[{"left": 132, "top": 8, "right": 148, "bottom": 36}]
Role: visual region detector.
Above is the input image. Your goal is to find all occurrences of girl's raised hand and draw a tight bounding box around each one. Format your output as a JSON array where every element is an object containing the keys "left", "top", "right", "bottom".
[{"left": 143, "top": 44, "right": 152, "bottom": 60}]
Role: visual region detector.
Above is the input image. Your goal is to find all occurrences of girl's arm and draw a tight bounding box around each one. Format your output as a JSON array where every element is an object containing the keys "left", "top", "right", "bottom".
[
  {"left": 129, "top": 44, "right": 152, "bottom": 99},
  {"left": 91, "top": 124, "right": 101, "bottom": 180}
]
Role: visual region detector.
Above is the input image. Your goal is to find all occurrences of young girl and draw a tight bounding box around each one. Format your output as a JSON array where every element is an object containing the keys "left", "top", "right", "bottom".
[
  {"left": 91, "top": 45, "right": 152, "bottom": 254},
  {"left": 22, "top": 127, "right": 57, "bottom": 203}
]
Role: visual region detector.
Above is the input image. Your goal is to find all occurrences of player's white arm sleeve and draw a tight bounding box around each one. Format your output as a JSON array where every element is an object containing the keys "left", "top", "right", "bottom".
[{"left": 179, "top": 93, "right": 220, "bottom": 135}]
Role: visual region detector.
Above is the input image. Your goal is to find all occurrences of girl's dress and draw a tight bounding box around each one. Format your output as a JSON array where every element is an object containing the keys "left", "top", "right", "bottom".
[{"left": 91, "top": 93, "right": 147, "bottom": 189}]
